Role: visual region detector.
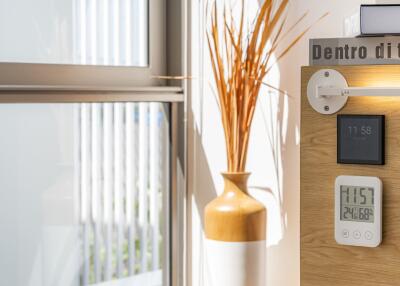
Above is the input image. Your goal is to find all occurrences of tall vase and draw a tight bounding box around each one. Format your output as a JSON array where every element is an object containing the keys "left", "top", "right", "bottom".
[{"left": 205, "top": 172, "right": 266, "bottom": 286}]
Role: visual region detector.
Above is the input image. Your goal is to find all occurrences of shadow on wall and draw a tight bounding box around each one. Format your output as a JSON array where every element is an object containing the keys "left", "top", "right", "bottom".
[
  {"left": 193, "top": 130, "right": 218, "bottom": 229},
  {"left": 192, "top": 63, "right": 299, "bottom": 285},
  {"left": 192, "top": 128, "right": 218, "bottom": 286},
  {"left": 250, "top": 77, "right": 300, "bottom": 283}
]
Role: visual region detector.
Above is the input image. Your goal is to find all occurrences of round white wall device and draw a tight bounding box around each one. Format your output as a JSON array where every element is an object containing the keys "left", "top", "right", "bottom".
[{"left": 307, "top": 69, "right": 349, "bottom": 114}]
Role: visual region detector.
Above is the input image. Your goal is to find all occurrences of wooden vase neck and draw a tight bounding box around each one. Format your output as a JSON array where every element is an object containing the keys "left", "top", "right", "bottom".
[{"left": 221, "top": 172, "right": 250, "bottom": 195}]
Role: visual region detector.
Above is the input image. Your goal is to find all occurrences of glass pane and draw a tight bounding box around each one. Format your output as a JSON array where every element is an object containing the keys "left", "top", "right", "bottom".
[
  {"left": 0, "top": 0, "right": 148, "bottom": 66},
  {"left": 0, "top": 102, "right": 169, "bottom": 286}
]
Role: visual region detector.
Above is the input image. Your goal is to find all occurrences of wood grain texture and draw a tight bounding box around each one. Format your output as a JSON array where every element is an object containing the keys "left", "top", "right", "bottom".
[
  {"left": 301, "top": 65, "right": 400, "bottom": 286},
  {"left": 205, "top": 172, "right": 266, "bottom": 242}
]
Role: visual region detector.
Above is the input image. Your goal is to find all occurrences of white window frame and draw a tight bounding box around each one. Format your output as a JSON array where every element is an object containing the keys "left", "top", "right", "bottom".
[{"left": 0, "top": 0, "right": 165, "bottom": 88}]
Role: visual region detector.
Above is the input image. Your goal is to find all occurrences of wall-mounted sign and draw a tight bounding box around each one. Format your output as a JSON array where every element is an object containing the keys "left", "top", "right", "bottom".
[
  {"left": 335, "top": 175, "right": 382, "bottom": 248},
  {"left": 310, "top": 37, "right": 400, "bottom": 66},
  {"left": 337, "top": 115, "right": 385, "bottom": 165}
]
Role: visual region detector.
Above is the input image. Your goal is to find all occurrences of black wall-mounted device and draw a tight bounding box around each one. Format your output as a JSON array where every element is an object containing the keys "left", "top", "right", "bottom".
[{"left": 337, "top": 115, "right": 385, "bottom": 165}]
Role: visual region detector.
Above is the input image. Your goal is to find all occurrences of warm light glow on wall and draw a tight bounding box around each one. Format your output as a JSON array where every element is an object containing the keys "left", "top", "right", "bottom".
[{"left": 307, "top": 69, "right": 400, "bottom": 114}]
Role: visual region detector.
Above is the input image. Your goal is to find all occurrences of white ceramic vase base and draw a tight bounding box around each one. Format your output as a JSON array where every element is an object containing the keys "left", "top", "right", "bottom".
[{"left": 205, "top": 239, "right": 266, "bottom": 286}]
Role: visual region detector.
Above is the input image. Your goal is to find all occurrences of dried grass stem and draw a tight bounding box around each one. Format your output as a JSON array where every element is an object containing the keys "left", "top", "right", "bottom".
[{"left": 207, "top": 0, "right": 326, "bottom": 172}]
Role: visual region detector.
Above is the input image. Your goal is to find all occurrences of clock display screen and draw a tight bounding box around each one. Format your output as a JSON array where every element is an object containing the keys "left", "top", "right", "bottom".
[
  {"left": 340, "top": 185, "right": 374, "bottom": 223},
  {"left": 337, "top": 115, "right": 384, "bottom": 165}
]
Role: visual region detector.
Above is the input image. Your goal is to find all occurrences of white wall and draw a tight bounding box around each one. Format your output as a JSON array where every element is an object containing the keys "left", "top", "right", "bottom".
[{"left": 188, "top": 1, "right": 378, "bottom": 285}]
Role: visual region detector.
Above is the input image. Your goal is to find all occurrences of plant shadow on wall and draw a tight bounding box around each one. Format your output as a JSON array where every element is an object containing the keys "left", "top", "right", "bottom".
[
  {"left": 191, "top": 54, "right": 293, "bottom": 243},
  {"left": 249, "top": 83, "right": 299, "bottom": 275},
  {"left": 192, "top": 63, "right": 299, "bottom": 284},
  {"left": 191, "top": 0, "right": 328, "bottom": 284}
]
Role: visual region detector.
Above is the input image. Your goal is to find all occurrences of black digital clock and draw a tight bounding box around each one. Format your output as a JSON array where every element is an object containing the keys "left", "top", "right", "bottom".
[{"left": 337, "top": 115, "right": 385, "bottom": 165}]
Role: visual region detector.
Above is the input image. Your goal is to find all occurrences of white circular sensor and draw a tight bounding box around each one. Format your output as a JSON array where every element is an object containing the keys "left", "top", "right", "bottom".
[{"left": 307, "top": 69, "right": 349, "bottom": 114}]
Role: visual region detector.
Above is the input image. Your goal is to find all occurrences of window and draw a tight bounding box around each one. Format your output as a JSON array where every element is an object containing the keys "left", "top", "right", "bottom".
[
  {"left": 0, "top": 0, "right": 149, "bottom": 66},
  {"left": 0, "top": 102, "right": 174, "bottom": 286},
  {"left": 0, "top": 0, "right": 185, "bottom": 286}
]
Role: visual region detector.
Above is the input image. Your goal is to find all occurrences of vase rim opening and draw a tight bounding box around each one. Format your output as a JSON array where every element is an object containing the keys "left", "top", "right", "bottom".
[{"left": 221, "top": 171, "right": 251, "bottom": 176}]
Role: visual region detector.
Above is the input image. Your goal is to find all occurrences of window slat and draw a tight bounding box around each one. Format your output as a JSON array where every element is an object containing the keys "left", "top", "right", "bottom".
[
  {"left": 126, "top": 102, "right": 136, "bottom": 275},
  {"left": 150, "top": 103, "right": 160, "bottom": 270},
  {"left": 91, "top": 103, "right": 102, "bottom": 282},
  {"left": 139, "top": 103, "right": 149, "bottom": 273},
  {"left": 103, "top": 103, "right": 113, "bottom": 280},
  {"left": 80, "top": 103, "right": 91, "bottom": 285},
  {"left": 114, "top": 103, "right": 124, "bottom": 278}
]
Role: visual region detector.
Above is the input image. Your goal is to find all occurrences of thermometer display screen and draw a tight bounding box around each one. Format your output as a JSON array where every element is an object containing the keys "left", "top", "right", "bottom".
[{"left": 340, "top": 185, "right": 374, "bottom": 223}]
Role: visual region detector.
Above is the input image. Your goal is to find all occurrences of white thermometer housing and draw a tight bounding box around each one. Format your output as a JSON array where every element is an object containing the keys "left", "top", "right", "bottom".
[{"left": 335, "top": 175, "right": 382, "bottom": 247}]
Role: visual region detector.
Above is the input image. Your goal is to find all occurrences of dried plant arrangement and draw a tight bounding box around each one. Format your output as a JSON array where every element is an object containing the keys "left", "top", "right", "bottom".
[{"left": 207, "top": 0, "right": 327, "bottom": 172}]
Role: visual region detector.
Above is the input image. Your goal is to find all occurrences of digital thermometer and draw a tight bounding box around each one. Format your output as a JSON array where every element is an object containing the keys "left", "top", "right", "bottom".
[{"left": 335, "top": 175, "right": 382, "bottom": 247}]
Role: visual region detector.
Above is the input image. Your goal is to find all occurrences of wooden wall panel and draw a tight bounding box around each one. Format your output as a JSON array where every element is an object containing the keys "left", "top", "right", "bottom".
[{"left": 301, "top": 65, "right": 400, "bottom": 286}]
